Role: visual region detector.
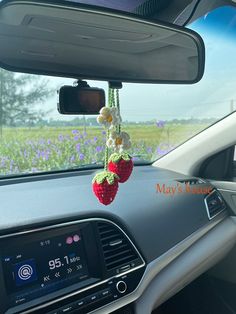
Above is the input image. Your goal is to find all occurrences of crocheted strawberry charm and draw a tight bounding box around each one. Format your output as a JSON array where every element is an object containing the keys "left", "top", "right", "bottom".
[
  {"left": 92, "top": 171, "right": 119, "bottom": 205},
  {"left": 108, "top": 153, "right": 133, "bottom": 183},
  {"left": 92, "top": 87, "right": 133, "bottom": 205}
]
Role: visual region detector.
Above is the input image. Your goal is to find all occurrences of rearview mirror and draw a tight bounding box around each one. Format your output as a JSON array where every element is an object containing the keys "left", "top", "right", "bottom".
[{"left": 0, "top": 0, "right": 205, "bottom": 84}]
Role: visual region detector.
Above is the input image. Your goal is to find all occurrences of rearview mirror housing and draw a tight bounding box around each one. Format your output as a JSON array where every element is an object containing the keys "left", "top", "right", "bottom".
[{"left": 0, "top": 0, "right": 205, "bottom": 84}]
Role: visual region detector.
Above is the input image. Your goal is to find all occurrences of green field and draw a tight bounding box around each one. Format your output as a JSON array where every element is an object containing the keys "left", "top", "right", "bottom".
[{"left": 0, "top": 123, "right": 208, "bottom": 175}]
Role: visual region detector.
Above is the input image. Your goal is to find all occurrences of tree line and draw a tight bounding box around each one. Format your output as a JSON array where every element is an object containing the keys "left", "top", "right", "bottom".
[{"left": 0, "top": 69, "right": 217, "bottom": 127}]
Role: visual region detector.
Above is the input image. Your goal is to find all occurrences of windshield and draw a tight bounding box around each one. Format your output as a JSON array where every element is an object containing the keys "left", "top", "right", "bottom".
[{"left": 0, "top": 5, "right": 235, "bottom": 176}]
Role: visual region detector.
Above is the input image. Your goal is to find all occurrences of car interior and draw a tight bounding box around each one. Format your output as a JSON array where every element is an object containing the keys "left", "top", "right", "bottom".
[{"left": 0, "top": 0, "right": 236, "bottom": 314}]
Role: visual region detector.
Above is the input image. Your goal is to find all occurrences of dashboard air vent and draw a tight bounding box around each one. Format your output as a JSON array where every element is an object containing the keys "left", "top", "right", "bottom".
[
  {"left": 205, "top": 190, "right": 226, "bottom": 219},
  {"left": 97, "top": 222, "right": 141, "bottom": 271}
]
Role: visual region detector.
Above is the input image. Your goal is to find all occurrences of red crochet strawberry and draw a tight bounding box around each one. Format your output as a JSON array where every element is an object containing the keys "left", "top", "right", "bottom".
[
  {"left": 108, "top": 153, "right": 133, "bottom": 183},
  {"left": 92, "top": 171, "right": 119, "bottom": 205}
]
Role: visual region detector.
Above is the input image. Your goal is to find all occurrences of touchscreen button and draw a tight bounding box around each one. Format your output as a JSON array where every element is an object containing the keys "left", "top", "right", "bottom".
[{"left": 14, "top": 259, "right": 38, "bottom": 286}]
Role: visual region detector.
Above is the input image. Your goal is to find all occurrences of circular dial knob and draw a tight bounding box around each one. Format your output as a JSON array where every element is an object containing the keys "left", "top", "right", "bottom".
[{"left": 116, "top": 281, "right": 127, "bottom": 294}]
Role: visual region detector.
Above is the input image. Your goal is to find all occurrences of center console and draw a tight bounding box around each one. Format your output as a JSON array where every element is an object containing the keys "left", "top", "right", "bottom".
[{"left": 0, "top": 218, "right": 145, "bottom": 314}]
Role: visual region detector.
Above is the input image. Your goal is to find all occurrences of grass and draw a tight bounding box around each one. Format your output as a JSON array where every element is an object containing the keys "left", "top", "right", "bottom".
[{"left": 0, "top": 123, "right": 208, "bottom": 176}]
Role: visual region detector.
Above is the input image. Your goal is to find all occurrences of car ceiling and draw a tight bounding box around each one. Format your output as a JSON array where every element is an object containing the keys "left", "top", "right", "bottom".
[{"left": 65, "top": 0, "right": 235, "bottom": 25}]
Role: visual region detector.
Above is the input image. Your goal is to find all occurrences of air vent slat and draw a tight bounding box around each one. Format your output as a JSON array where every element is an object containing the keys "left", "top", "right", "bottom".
[
  {"left": 205, "top": 190, "right": 226, "bottom": 219},
  {"left": 103, "top": 244, "right": 128, "bottom": 256},
  {"left": 105, "top": 255, "right": 137, "bottom": 269},
  {"left": 99, "top": 229, "right": 117, "bottom": 237},
  {"left": 97, "top": 222, "right": 142, "bottom": 271},
  {"left": 101, "top": 234, "right": 121, "bottom": 243},
  {"left": 104, "top": 249, "right": 133, "bottom": 262}
]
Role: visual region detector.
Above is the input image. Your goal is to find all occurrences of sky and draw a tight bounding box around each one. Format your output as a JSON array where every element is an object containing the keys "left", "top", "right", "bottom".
[{"left": 45, "top": 5, "right": 236, "bottom": 122}]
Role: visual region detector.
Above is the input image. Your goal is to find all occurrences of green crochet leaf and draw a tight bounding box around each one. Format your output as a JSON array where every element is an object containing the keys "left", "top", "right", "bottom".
[
  {"left": 92, "top": 171, "right": 119, "bottom": 185},
  {"left": 108, "top": 153, "right": 131, "bottom": 163}
]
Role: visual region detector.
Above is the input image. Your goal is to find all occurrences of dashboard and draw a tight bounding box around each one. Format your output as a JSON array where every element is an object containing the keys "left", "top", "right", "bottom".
[{"left": 0, "top": 165, "right": 231, "bottom": 314}]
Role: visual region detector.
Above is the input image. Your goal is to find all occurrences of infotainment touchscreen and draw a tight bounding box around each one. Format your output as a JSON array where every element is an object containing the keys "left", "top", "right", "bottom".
[{"left": 1, "top": 227, "right": 91, "bottom": 306}]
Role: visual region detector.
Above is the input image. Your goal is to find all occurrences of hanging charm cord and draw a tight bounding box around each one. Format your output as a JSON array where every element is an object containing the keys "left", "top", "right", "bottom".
[
  {"left": 104, "top": 88, "right": 112, "bottom": 171},
  {"left": 116, "top": 89, "right": 121, "bottom": 134},
  {"left": 104, "top": 87, "right": 121, "bottom": 170}
]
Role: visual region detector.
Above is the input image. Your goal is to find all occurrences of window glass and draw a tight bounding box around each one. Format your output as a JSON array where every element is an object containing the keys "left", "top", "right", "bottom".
[{"left": 0, "top": 6, "right": 235, "bottom": 176}]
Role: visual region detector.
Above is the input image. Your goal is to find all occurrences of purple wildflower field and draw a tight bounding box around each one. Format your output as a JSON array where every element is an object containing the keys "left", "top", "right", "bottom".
[{"left": 0, "top": 122, "right": 203, "bottom": 176}]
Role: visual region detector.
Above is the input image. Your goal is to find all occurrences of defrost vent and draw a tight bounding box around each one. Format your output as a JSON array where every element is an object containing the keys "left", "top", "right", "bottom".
[
  {"left": 177, "top": 178, "right": 205, "bottom": 185},
  {"left": 97, "top": 222, "right": 143, "bottom": 272}
]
